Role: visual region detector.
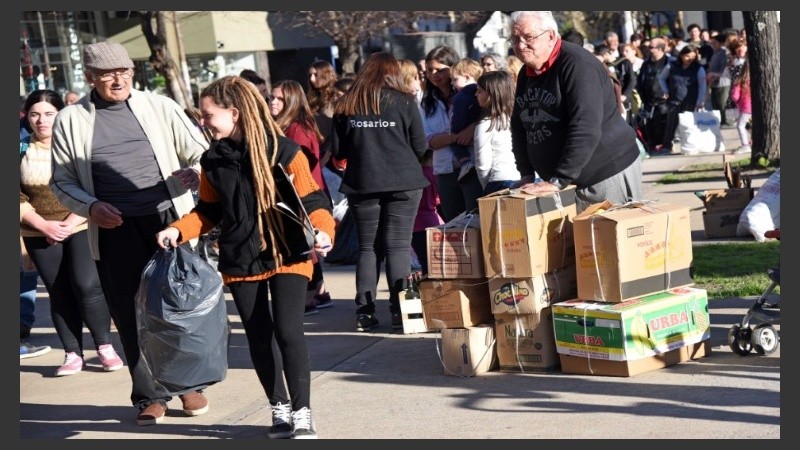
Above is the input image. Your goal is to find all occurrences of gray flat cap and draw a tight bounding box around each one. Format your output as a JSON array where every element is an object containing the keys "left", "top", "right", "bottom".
[{"left": 83, "top": 41, "right": 135, "bottom": 71}]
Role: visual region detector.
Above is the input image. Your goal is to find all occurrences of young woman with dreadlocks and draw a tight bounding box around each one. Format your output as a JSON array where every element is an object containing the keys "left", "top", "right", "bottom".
[{"left": 155, "top": 75, "right": 334, "bottom": 439}]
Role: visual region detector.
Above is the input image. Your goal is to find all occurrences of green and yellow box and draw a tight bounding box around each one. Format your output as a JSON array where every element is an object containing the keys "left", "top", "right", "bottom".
[{"left": 552, "top": 287, "right": 710, "bottom": 361}]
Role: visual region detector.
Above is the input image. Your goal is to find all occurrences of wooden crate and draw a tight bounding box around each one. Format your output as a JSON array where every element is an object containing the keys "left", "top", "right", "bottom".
[{"left": 399, "top": 298, "right": 428, "bottom": 334}]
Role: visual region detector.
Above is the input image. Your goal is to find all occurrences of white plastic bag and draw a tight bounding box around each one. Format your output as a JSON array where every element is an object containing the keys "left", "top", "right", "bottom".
[
  {"left": 678, "top": 110, "right": 726, "bottom": 154},
  {"left": 737, "top": 169, "right": 780, "bottom": 242}
]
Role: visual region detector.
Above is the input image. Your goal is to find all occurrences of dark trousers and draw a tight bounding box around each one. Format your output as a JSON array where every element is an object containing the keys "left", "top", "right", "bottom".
[
  {"left": 411, "top": 230, "right": 428, "bottom": 276},
  {"left": 436, "top": 171, "right": 483, "bottom": 223},
  {"left": 711, "top": 85, "right": 731, "bottom": 125},
  {"left": 348, "top": 189, "right": 423, "bottom": 315},
  {"left": 95, "top": 210, "right": 177, "bottom": 409},
  {"left": 661, "top": 102, "right": 693, "bottom": 147},
  {"left": 227, "top": 273, "right": 310, "bottom": 410},
  {"left": 24, "top": 230, "right": 111, "bottom": 355}
]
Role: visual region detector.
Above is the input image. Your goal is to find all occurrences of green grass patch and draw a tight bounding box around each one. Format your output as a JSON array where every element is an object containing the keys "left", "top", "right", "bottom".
[
  {"left": 655, "top": 159, "right": 778, "bottom": 185},
  {"left": 692, "top": 241, "right": 780, "bottom": 299}
]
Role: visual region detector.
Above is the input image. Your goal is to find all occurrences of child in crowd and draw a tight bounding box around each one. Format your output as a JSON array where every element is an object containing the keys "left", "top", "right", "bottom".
[
  {"left": 449, "top": 58, "right": 483, "bottom": 182},
  {"left": 729, "top": 57, "right": 752, "bottom": 155},
  {"left": 473, "top": 71, "right": 521, "bottom": 195}
]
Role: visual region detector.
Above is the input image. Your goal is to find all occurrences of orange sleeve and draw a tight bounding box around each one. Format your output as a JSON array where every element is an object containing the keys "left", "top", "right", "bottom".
[
  {"left": 285, "top": 151, "right": 336, "bottom": 244},
  {"left": 172, "top": 171, "right": 220, "bottom": 243}
]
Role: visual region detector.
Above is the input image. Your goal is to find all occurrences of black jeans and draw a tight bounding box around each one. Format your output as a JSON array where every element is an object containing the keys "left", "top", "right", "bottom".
[
  {"left": 95, "top": 210, "right": 178, "bottom": 409},
  {"left": 24, "top": 230, "right": 111, "bottom": 355},
  {"left": 348, "top": 189, "right": 423, "bottom": 315},
  {"left": 227, "top": 273, "right": 310, "bottom": 410}
]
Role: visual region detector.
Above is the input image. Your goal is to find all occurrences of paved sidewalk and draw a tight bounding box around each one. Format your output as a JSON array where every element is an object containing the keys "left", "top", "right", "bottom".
[{"left": 19, "top": 126, "right": 779, "bottom": 439}]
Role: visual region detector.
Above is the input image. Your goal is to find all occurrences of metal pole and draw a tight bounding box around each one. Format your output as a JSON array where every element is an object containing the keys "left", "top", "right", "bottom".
[{"left": 36, "top": 11, "right": 53, "bottom": 90}]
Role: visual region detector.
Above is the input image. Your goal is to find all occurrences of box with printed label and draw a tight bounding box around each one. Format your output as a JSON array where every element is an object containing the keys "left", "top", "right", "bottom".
[
  {"left": 494, "top": 309, "right": 559, "bottom": 372},
  {"left": 426, "top": 213, "right": 484, "bottom": 279},
  {"left": 439, "top": 324, "right": 498, "bottom": 377},
  {"left": 419, "top": 279, "right": 492, "bottom": 330},
  {"left": 478, "top": 187, "right": 576, "bottom": 279},
  {"left": 487, "top": 264, "right": 577, "bottom": 316},
  {"left": 703, "top": 209, "right": 746, "bottom": 238},
  {"left": 573, "top": 201, "right": 694, "bottom": 303},
  {"left": 551, "top": 287, "right": 710, "bottom": 363}
]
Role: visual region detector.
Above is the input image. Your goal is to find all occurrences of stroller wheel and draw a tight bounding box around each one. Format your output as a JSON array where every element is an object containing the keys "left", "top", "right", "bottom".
[
  {"left": 728, "top": 324, "right": 753, "bottom": 356},
  {"left": 751, "top": 324, "right": 779, "bottom": 355}
]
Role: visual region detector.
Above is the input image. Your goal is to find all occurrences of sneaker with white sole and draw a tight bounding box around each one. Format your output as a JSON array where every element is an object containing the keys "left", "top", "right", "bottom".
[
  {"left": 268, "top": 402, "right": 294, "bottom": 439},
  {"left": 20, "top": 342, "right": 51, "bottom": 359},
  {"left": 56, "top": 352, "right": 84, "bottom": 376},
  {"left": 734, "top": 145, "right": 751, "bottom": 155},
  {"left": 291, "top": 407, "right": 317, "bottom": 439},
  {"left": 97, "top": 344, "right": 124, "bottom": 371}
]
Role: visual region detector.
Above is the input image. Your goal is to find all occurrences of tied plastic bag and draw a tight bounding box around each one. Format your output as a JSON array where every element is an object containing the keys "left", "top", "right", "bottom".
[
  {"left": 678, "top": 110, "right": 726, "bottom": 154},
  {"left": 738, "top": 169, "right": 780, "bottom": 242},
  {"left": 135, "top": 243, "right": 230, "bottom": 395}
]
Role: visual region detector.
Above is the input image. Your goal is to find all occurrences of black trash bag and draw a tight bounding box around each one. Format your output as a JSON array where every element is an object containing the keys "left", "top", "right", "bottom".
[{"left": 135, "top": 243, "right": 230, "bottom": 396}]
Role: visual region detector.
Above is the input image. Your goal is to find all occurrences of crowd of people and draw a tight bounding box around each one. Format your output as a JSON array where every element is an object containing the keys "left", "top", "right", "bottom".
[{"left": 20, "top": 10, "right": 754, "bottom": 439}]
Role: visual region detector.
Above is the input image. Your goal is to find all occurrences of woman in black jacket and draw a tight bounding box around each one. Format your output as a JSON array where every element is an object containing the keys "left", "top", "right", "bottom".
[
  {"left": 331, "top": 52, "right": 429, "bottom": 332},
  {"left": 157, "top": 76, "right": 334, "bottom": 439}
]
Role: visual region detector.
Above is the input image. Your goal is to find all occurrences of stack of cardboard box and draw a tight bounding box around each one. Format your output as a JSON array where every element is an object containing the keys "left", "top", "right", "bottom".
[
  {"left": 421, "top": 212, "right": 496, "bottom": 376},
  {"left": 478, "top": 187, "right": 578, "bottom": 372},
  {"left": 558, "top": 200, "right": 711, "bottom": 376}
]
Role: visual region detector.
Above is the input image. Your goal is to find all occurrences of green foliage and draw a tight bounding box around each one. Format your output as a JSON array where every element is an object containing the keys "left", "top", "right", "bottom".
[
  {"left": 692, "top": 242, "right": 780, "bottom": 299},
  {"left": 655, "top": 159, "right": 777, "bottom": 185}
]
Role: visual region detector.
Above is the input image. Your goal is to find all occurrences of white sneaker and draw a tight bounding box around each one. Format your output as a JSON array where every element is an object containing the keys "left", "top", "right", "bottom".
[
  {"left": 734, "top": 145, "right": 751, "bottom": 155},
  {"left": 291, "top": 407, "right": 317, "bottom": 439}
]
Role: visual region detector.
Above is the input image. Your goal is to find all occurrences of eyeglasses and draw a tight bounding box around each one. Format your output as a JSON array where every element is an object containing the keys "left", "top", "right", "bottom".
[
  {"left": 96, "top": 69, "right": 133, "bottom": 82},
  {"left": 508, "top": 30, "right": 550, "bottom": 48}
]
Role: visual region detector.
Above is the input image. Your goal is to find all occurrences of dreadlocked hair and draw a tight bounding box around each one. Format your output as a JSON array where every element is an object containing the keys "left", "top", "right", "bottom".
[{"left": 201, "top": 75, "right": 290, "bottom": 265}]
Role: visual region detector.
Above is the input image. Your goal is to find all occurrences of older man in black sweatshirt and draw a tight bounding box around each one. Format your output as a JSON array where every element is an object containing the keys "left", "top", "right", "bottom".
[{"left": 508, "top": 11, "right": 643, "bottom": 212}]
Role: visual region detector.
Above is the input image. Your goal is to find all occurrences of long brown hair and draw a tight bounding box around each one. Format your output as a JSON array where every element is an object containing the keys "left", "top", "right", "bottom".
[
  {"left": 477, "top": 71, "right": 515, "bottom": 131},
  {"left": 200, "top": 76, "right": 289, "bottom": 261},
  {"left": 272, "top": 80, "right": 324, "bottom": 143},
  {"left": 334, "top": 52, "right": 407, "bottom": 116},
  {"left": 307, "top": 60, "right": 338, "bottom": 115}
]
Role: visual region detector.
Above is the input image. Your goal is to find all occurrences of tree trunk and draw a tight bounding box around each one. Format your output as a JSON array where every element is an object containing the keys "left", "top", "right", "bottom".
[
  {"left": 339, "top": 40, "right": 361, "bottom": 75},
  {"left": 743, "top": 11, "right": 780, "bottom": 163},
  {"left": 139, "top": 11, "right": 194, "bottom": 109}
]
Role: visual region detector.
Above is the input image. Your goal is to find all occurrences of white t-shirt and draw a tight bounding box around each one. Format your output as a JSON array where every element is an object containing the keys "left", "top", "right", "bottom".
[{"left": 473, "top": 117, "right": 521, "bottom": 188}]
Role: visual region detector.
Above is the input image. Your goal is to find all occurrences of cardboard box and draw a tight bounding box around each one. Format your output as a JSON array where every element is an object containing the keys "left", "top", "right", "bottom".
[
  {"left": 494, "top": 309, "right": 560, "bottom": 372},
  {"left": 478, "top": 187, "right": 577, "bottom": 279},
  {"left": 552, "top": 287, "right": 710, "bottom": 362},
  {"left": 573, "top": 201, "right": 694, "bottom": 302},
  {"left": 487, "top": 264, "right": 577, "bottom": 316},
  {"left": 398, "top": 297, "right": 428, "bottom": 334},
  {"left": 439, "top": 325, "right": 498, "bottom": 377},
  {"left": 419, "top": 279, "right": 492, "bottom": 330},
  {"left": 426, "top": 213, "right": 484, "bottom": 279},
  {"left": 700, "top": 188, "right": 754, "bottom": 212},
  {"left": 559, "top": 340, "right": 710, "bottom": 377},
  {"left": 703, "top": 209, "right": 746, "bottom": 238}
]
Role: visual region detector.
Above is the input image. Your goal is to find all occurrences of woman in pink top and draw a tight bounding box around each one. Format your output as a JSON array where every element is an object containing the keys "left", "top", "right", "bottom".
[{"left": 729, "top": 57, "right": 752, "bottom": 155}]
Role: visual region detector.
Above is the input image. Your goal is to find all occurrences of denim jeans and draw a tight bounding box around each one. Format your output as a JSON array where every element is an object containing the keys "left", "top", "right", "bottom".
[
  {"left": 20, "top": 270, "right": 38, "bottom": 328},
  {"left": 348, "top": 189, "right": 423, "bottom": 315}
]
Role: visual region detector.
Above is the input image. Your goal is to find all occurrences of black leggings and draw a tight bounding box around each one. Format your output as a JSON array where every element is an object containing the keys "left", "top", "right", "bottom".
[
  {"left": 227, "top": 273, "right": 310, "bottom": 410},
  {"left": 348, "top": 189, "right": 423, "bottom": 315},
  {"left": 24, "top": 230, "right": 111, "bottom": 355}
]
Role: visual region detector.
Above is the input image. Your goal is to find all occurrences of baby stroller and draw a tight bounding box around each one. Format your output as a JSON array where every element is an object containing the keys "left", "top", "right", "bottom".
[{"left": 727, "top": 229, "right": 780, "bottom": 356}]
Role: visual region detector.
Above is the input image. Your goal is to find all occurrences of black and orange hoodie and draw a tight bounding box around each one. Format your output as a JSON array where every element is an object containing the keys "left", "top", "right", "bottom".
[{"left": 170, "top": 133, "right": 335, "bottom": 284}]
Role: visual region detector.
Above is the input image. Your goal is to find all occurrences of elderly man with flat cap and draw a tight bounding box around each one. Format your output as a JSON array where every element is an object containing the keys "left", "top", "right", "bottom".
[{"left": 50, "top": 41, "right": 209, "bottom": 426}]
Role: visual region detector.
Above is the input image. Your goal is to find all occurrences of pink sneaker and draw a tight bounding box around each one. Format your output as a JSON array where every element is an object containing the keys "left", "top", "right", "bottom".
[
  {"left": 56, "top": 352, "right": 84, "bottom": 376},
  {"left": 97, "top": 344, "right": 124, "bottom": 372}
]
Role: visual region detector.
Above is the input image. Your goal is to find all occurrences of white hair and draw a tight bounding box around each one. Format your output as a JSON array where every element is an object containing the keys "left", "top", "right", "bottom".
[{"left": 509, "top": 11, "right": 560, "bottom": 37}]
